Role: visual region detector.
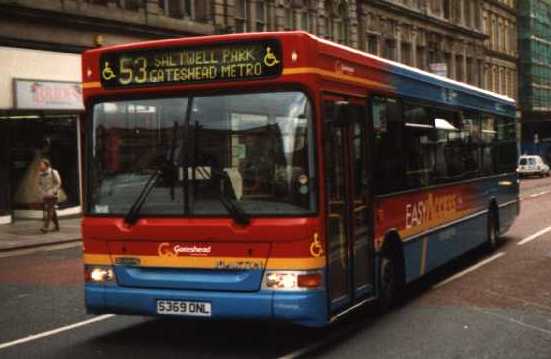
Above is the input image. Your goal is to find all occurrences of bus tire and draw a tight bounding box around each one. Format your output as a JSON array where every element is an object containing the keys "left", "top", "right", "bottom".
[
  {"left": 487, "top": 209, "right": 499, "bottom": 250},
  {"left": 377, "top": 244, "right": 404, "bottom": 312}
]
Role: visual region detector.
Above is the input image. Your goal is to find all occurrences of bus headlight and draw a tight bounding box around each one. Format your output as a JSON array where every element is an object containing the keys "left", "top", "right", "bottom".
[
  {"left": 85, "top": 266, "right": 115, "bottom": 283},
  {"left": 262, "top": 270, "right": 323, "bottom": 291}
]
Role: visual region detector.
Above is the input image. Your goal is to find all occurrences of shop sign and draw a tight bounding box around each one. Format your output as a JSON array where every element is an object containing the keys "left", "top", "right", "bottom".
[{"left": 14, "top": 79, "right": 84, "bottom": 110}]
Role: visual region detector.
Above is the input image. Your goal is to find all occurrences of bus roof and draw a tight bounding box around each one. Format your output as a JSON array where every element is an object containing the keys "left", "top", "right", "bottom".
[{"left": 312, "top": 34, "right": 515, "bottom": 104}]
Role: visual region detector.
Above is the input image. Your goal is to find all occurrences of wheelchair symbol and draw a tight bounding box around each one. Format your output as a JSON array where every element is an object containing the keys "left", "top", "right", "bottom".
[
  {"left": 102, "top": 62, "right": 116, "bottom": 80},
  {"left": 310, "top": 234, "right": 324, "bottom": 257},
  {"left": 263, "top": 47, "right": 280, "bottom": 67}
]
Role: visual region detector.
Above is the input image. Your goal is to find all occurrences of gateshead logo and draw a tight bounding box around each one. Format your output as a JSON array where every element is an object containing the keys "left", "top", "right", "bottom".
[{"left": 158, "top": 242, "right": 212, "bottom": 257}]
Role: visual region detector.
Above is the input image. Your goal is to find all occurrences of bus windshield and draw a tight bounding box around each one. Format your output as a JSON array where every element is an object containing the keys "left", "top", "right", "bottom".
[{"left": 88, "top": 91, "right": 316, "bottom": 217}]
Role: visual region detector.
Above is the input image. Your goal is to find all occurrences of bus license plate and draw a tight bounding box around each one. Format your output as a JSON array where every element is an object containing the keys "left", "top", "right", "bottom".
[{"left": 156, "top": 300, "right": 212, "bottom": 317}]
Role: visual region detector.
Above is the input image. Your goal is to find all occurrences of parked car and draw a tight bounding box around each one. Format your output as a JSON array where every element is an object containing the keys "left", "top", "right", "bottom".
[{"left": 517, "top": 155, "right": 550, "bottom": 177}]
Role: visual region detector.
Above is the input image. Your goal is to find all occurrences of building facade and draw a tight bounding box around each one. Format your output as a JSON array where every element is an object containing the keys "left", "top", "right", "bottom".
[
  {"left": 0, "top": 0, "right": 519, "bottom": 224},
  {"left": 482, "top": 0, "right": 518, "bottom": 100},
  {"left": 518, "top": 0, "right": 551, "bottom": 161},
  {"left": 222, "top": 0, "right": 517, "bottom": 100}
]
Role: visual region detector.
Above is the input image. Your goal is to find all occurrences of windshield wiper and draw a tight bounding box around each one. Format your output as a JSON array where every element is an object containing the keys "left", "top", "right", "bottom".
[
  {"left": 123, "top": 169, "right": 162, "bottom": 225},
  {"left": 196, "top": 166, "right": 250, "bottom": 226}
]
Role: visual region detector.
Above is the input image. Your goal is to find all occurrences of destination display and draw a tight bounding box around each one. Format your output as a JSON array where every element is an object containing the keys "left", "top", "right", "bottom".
[{"left": 100, "top": 40, "right": 283, "bottom": 88}]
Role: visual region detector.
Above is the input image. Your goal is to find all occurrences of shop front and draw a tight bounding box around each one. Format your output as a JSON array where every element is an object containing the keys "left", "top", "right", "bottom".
[{"left": 0, "top": 47, "right": 83, "bottom": 223}]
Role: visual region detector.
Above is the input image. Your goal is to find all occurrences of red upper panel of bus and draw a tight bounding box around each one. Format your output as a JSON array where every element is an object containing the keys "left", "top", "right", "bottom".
[{"left": 81, "top": 31, "right": 392, "bottom": 102}]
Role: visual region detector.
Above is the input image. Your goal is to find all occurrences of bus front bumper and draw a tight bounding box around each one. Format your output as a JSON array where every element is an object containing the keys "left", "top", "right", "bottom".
[{"left": 85, "top": 284, "right": 328, "bottom": 327}]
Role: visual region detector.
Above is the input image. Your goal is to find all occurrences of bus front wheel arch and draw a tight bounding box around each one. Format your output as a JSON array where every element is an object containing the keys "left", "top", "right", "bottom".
[{"left": 377, "top": 233, "right": 405, "bottom": 312}]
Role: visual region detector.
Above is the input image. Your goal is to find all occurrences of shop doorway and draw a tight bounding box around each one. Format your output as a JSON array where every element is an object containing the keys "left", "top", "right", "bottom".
[{"left": 4, "top": 114, "right": 81, "bottom": 219}]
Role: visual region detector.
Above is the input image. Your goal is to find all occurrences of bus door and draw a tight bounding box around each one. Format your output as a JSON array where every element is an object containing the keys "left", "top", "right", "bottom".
[{"left": 323, "top": 96, "right": 374, "bottom": 313}]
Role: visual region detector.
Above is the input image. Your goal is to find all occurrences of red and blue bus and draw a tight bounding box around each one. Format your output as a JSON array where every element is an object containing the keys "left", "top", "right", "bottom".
[{"left": 81, "top": 31, "right": 519, "bottom": 327}]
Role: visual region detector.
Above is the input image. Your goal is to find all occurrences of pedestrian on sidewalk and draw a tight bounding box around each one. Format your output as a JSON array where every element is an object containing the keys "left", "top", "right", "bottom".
[{"left": 38, "top": 159, "right": 62, "bottom": 233}]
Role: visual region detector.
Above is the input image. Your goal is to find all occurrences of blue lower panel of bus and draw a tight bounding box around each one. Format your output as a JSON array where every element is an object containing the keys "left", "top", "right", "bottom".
[
  {"left": 113, "top": 266, "right": 263, "bottom": 292},
  {"left": 402, "top": 199, "right": 519, "bottom": 283},
  {"left": 85, "top": 284, "right": 328, "bottom": 327},
  {"left": 499, "top": 200, "right": 519, "bottom": 236},
  {"left": 403, "top": 210, "right": 488, "bottom": 283}
]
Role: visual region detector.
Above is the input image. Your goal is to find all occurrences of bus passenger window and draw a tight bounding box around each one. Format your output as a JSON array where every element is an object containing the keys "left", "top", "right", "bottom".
[
  {"left": 480, "top": 115, "right": 497, "bottom": 175},
  {"left": 495, "top": 116, "right": 517, "bottom": 173},
  {"left": 403, "top": 103, "right": 434, "bottom": 189},
  {"left": 432, "top": 109, "right": 478, "bottom": 183},
  {"left": 372, "top": 97, "right": 405, "bottom": 194}
]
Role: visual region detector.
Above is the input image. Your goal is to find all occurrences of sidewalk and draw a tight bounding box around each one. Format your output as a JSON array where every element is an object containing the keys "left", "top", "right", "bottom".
[{"left": 0, "top": 218, "right": 82, "bottom": 252}]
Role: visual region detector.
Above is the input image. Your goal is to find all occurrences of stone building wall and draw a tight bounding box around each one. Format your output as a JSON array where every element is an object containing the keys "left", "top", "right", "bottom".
[{"left": 0, "top": 0, "right": 518, "bottom": 98}]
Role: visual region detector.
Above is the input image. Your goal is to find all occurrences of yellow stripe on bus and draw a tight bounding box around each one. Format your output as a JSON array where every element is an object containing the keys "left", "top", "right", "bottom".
[
  {"left": 282, "top": 67, "right": 393, "bottom": 90},
  {"left": 83, "top": 254, "right": 111, "bottom": 265},
  {"left": 82, "top": 67, "right": 391, "bottom": 91},
  {"left": 83, "top": 254, "right": 326, "bottom": 270}
]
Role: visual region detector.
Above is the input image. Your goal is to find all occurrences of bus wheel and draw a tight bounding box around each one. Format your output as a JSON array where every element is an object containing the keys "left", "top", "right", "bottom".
[
  {"left": 487, "top": 210, "right": 499, "bottom": 250},
  {"left": 377, "top": 247, "right": 404, "bottom": 312}
]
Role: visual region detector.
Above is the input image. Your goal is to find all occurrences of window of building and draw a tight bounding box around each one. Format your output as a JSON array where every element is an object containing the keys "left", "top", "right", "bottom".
[
  {"left": 502, "top": 21, "right": 508, "bottom": 53},
  {"left": 122, "top": 0, "right": 141, "bottom": 11},
  {"left": 492, "top": 17, "right": 498, "bottom": 50},
  {"left": 401, "top": 42, "right": 413, "bottom": 66},
  {"left": 493, "top": 66, "right": 499, "bottom": 92},
  {"left": 266, "top": 2, "right": 274, "bottom": 31},
  {"left": 256, "top": 1, "right": 266, "bottom": 31},
  {"left": 466, "top": 58, "right": 474, "bottom": 84},
  {"left": 465, "top": 0, "right": 472, "bottom": 28},
  {"left": 474, "top": 2, "right": 481, "bottom": 30},
  {"left": 477, "top": 60, "right": 484, "bottom": 87},
  {"left": 334, "top": 2, "right": 350, "bottom": 45},
  {"left": 455, "top": 54, "right": 464, "bottom": 82},
  {"left": 453, "top": 0, "right": 462, "bottom": 24},
  {"left": 160, "top": 0, "right": 195, "bottom": 19},
  {"left": 235, "top": 0, "right": 249, "bottom": 32},
  {"left": 429, "top": 0, "right": 441, "bottom": 16},
  {"left": 306, "top": 1, "right": 317, "bottom": 34},
  {"left": 501, "top": 68, "right": 507, "bottom": 95},
  {"left": 86, "top": 0, "right": 110, "bottom": 5},
  {"left": 383, "top": 39, "right": 397, "bottom": 61},
  {"left": 293, "top": 10, "right": 306, "bottom": 31},
  {"left": 443, "top": 0, "right": 450, "bottom": 19},
  {"left": 367, "top": 35, "right": 379, "bottom": 55},
  {"left": 324, "top": 0, "right": 334, "bottom": 39},
  {"left": 285, "top": 6, "right": 293, "bottom": 30},
  {"left": 444, "top": 52, "right": 451, "bottom": 78},
  {"left": 416, "top": 46, "right": 425, "bottom": 70}
]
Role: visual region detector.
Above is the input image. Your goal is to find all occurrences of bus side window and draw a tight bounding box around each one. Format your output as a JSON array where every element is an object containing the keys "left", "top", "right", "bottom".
[
  {"left": 495, "top": 116, "right": 518, "bottom": 173},
  {"left": 372, "top": 97, "right": 405, "bottom": 195},
  {"left": 480, "top": 114, "right": 497, "bottom": 175},
  {"left": 403, "top": 103, "right": 434, "bottom": 189},
  {"left": 432, "top": 109, "right": 480, "bottom": 183}
]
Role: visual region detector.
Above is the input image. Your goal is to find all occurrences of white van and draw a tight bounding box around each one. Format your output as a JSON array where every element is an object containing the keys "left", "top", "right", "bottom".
[{"left": 517, "top": 155, "right": 550, "bottom": 177}]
